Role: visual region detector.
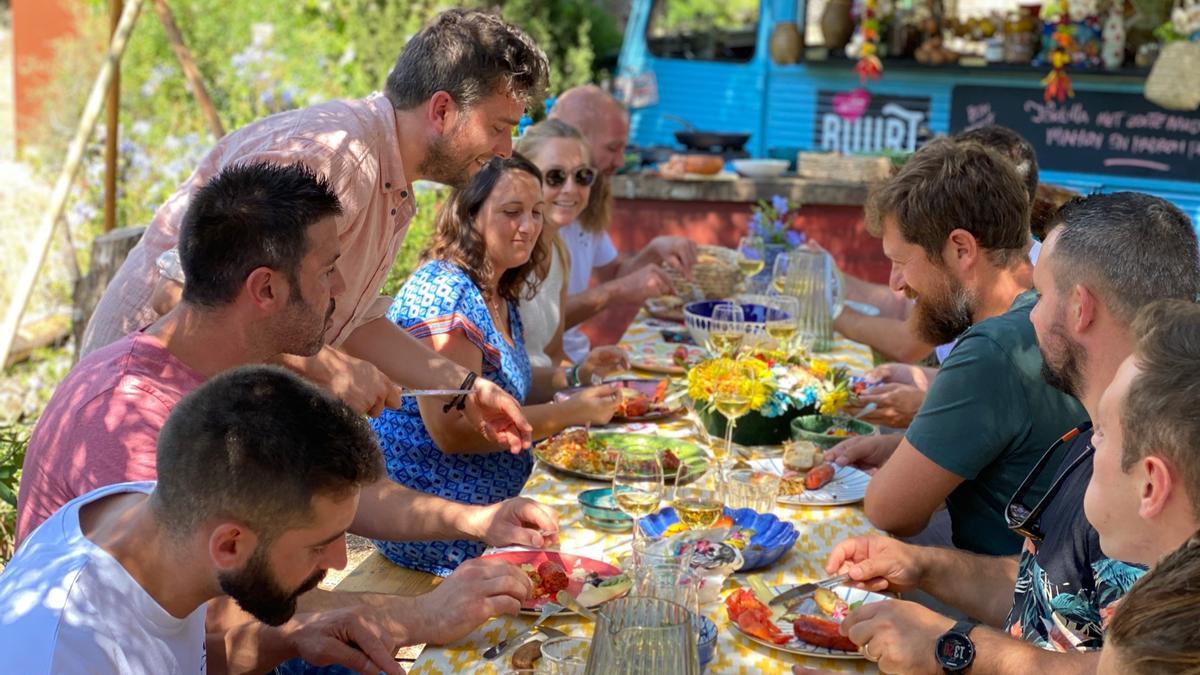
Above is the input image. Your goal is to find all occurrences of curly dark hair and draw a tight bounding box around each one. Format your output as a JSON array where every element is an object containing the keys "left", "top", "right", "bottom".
[
  {"left": 385, "top": 9, "right": 549, "bottom": 111},
  {"left": 422, "top": 153, "right": 548, "bottom": 303}
]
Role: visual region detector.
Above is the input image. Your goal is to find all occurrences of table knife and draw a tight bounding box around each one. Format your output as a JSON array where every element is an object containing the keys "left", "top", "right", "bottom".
[{"left": 767, "top": 573, "right": 850, "bottom": 608}]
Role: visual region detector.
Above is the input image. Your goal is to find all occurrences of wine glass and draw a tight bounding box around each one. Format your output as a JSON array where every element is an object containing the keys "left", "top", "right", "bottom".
[
  {"left": 705, "top": 302, "right": 745, "bottom": 358},
  {"left": 613, "top": 448, "right": 664, "bottom": 548},
  {"left": 710, "top": 364, "right": 754, "bottom": 482},
  {"left": 771, "top": 252, "right": 792, "bottom": 295},
  {"left": 766, "top": 295, "right": 801, "bottom": 354},
  {"left": 671, "top": 458, "right": 723, "bottom": 531},
  {"left": 737, "top": 235, "right": 766, "bottom": 291}
]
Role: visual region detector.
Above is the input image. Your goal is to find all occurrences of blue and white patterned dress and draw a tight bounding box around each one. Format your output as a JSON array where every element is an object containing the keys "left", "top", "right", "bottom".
[{"left": 370, "top": 260, "right": 534, "bottom": 577}]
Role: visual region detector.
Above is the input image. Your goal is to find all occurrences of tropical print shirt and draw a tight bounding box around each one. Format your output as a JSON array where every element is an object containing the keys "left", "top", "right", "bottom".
[{"left": 1004, "top": 430, "right": 1146, "bottom": 650}]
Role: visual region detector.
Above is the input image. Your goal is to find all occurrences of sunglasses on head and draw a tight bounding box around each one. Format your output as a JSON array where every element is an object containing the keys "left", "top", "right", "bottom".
[
  {"left": 544, "top": 167, "right": 596, "bottom": 188},
  {"left": 1005, "top": 422, "right": 1093, "bottom": 542}
]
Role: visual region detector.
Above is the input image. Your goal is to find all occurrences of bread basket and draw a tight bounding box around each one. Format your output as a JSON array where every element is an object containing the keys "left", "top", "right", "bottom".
[{"left": 665, "top": 245, "right": 742, "bottom": 300}]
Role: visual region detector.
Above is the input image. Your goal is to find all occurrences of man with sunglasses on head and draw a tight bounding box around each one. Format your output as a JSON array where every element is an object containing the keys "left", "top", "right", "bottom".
[{"left": 798, "top": 193, "right": 1200, "bottom": 675}]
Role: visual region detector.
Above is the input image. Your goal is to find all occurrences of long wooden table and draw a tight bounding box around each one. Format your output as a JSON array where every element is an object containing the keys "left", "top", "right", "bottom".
[{"left": 335, "top": 313, "right": 883, "bottom": 674}]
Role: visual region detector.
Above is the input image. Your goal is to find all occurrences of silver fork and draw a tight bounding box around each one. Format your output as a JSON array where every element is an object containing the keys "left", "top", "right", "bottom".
[{"left": 483, "top": 602, "right": 562, "bottom": 660}]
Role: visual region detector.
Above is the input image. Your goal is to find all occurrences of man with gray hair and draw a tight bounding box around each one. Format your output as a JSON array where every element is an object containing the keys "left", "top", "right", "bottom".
[{"left": 806, "top": 192, "right": 1200, "bottom": 675}]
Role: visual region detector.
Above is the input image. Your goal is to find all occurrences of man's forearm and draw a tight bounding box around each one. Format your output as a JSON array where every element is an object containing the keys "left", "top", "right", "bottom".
[
  {"left": 843, "top": 274, "right": 911, "bottom": 320},
  {"left": 971, "top": 626, "right": 1101, "bottom": 674},
  {"left": 352, "top": 477, "right": 481, "bottom": 542},
  {"left": 341, "top": 317, "right": 471, "bottom": 389},
  {"left": 834, "top": 311, "right": 934, "bottom": 364},
  {"left": 916, "top": 548, "right": 1019, "bottom": 626},
  {"left": 296, "top": 588, "right": 425, "bottom": 646}
]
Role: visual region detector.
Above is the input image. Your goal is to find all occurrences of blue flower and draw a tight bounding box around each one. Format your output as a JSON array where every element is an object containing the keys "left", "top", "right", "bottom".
[
  {"left": 760, "top": 391, "right": 792, "bottom": 418},
  {"left": 771, "top": 195, "right": 790, "bottom": 213},
  {"left": 786, "top": 230, "right": 805, "bottom": 247},
  {"left": 793, "top": 387, "right": 818, "bottom": 408},
  {"left": 750, "top": 212, "right": 763, "bottom": 228}
]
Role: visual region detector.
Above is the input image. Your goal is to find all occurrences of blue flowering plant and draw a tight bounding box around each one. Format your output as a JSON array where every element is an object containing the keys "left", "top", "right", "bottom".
[{"left": 750, "top": 195, "right": 806, "bottom": 247}]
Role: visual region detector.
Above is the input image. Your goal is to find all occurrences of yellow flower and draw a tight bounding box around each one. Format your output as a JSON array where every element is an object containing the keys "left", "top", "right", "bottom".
[
  {"left": 810, "top": 359, "right": 830, "bottom": 380},
  {"left": 820, "top": 389, "right": 849, "bottom": 416},
  {"left": 686, "top": 356, "right": 774, "bottom": 410}
]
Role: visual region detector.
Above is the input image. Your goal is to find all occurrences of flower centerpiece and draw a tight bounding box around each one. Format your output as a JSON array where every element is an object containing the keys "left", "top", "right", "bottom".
[
  {"left": 750, "top": 195, "right": 806, "bottom": 248},
  {"left": 687, "top": 350, "right": 854, "bottom": 445}
]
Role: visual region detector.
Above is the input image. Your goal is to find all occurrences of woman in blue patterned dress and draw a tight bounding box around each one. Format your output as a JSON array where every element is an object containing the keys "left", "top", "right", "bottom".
[{"left": 371, "top": 154, "right": 621, "bottom": 576}]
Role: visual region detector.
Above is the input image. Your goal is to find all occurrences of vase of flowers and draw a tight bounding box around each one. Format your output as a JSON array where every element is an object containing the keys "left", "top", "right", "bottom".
[
  {"left": 750, "top": 195, "right": 805, "bottom": 287},
  {"left": 688, "top": 351, "right": 855, "bottom": 446}
]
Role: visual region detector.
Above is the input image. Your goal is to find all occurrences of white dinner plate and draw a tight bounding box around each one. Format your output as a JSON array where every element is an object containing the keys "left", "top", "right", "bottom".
[{"left": 749, "top": 458, "right": 871, "bottom": 506}]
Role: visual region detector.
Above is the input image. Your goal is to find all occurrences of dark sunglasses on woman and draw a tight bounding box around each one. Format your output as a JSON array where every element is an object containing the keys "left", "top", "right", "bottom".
[{"left": 544, "top": 167, "right": 597, "bottom": 188}]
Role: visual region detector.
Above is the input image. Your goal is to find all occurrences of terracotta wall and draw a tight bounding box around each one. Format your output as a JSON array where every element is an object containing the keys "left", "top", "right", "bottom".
[{"left": 11, "top": 0, "right": 78, "bottom": 148}]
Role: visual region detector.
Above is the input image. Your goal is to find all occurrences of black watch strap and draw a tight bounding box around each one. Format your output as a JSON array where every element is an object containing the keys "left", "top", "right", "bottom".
[{"left": 936, "top": 619, "right": 979, "bottom": 673}]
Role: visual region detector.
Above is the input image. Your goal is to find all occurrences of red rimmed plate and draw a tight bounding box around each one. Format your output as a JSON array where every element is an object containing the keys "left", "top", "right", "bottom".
[{"left": 480, "top": 549, "right": 625, "bottom": 614}]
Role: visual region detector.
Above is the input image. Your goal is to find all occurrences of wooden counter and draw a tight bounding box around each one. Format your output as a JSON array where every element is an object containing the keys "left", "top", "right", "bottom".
[{"left": 609, "top": 174, "right": 870, "bottom": 206}]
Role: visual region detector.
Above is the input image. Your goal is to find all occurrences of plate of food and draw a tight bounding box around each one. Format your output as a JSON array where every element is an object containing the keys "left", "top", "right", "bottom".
[
  {"left": 556, "top": 379, "right": 682, "bottom": 423},
  {"left": 625, "top": 341, "right": 705, "bottom": 375},
  {"left": 725, "top": 584, "right": 889, "bottom": 659},
  {"left": 533, "top": 429, "right": 708, "bottom": 482},
  {"left": 479, "top": 549, "right": 631, "bottom": 614},
  {"left": 645, "top": 296, "right": 686, "bottom": 322},
  {"left": 750, "top": 457, "right": 871, "bottom": 507}
]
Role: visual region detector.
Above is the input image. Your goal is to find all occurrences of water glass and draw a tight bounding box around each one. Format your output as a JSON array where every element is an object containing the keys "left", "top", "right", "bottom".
[
  {"left": 725, "top": 469, "right": 782, "bottom": 512},
  {"left": 631, "top": 535, "right": 695, "bottom": 573},
  {"left": 633, "top": 565, "right": 701, "bottom": 619},
  {"left": 537, "top": 636, "right": 591, "bottom": 675}
]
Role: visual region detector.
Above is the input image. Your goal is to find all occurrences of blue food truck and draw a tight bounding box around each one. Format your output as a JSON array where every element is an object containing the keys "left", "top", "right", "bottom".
[{"left": 612, "top": 0, "right": 1200, "bottom": 220}]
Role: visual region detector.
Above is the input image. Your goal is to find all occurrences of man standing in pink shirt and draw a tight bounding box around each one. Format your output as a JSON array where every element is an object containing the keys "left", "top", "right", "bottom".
[{"left": 82, "top": 10, "right": 544, "bottom": 449}]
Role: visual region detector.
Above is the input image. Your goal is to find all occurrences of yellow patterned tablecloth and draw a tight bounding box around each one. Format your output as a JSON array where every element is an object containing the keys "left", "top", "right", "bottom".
[{"left": 408, "top": 313, "right": 883, "bottom": 674}]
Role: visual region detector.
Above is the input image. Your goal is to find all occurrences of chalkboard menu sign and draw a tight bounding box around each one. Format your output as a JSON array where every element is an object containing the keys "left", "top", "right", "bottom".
[
  {"left": 814, "top": 89, "right": 932, "bottom": 155},
  {"left": 950, "top": 85, "right": 1200, "bottom": 182}
]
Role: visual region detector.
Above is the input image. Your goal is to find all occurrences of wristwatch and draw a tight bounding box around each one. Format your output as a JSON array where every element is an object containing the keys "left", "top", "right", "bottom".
[{"left": 935, "top": 619, "right": 979, "bottom": 673}]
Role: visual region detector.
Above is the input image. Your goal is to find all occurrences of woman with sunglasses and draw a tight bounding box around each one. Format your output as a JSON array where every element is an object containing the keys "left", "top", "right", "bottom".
[
  {"left": 514, "top": 120, "right": 629, "bottom": 396},
  {"left": 368, "top": 154, "right": 621, "bottom": 576}
]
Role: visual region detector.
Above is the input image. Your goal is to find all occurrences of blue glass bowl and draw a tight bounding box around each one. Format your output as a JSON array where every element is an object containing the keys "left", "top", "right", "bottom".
[
  {"left": 639, "top": 506, "right": 797, "bottom": 572},
  {"left": 695, "top": 613, "right": 718, "bottom": 671}
]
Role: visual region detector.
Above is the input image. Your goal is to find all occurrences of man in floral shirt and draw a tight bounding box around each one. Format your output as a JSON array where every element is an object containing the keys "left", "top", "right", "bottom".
[{"left": 812, "top": 192, "right": 1200, "bottom": 674}]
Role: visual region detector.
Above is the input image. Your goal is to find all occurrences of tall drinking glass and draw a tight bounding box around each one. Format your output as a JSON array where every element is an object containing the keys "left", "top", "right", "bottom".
[
  {"left": 770, "top": 252, "right": 791, "bottom": 295},
  {"left": 613, "top": 448, "right": 664, "bottom": 548},
  {"left": 711, "top": 364, "right": 754, "bottom": 484}
]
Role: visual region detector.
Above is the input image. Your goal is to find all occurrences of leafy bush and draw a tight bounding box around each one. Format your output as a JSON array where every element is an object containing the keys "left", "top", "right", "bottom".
[{"left": 0, "top": 422, "right": 31, "bottom": 563}]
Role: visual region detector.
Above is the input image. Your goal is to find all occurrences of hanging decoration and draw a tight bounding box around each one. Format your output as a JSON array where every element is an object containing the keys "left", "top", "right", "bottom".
[
  {"left": 1042, "top": 0, "right": 1076, "bottom": 101},
  {"left": 855, "top": 0, "right": 884, "bottom": 82}
]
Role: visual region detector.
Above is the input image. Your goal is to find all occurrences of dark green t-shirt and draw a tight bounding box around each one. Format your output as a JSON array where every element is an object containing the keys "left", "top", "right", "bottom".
[{"left": 905, "top": 290, "right": 1088, "bottom": 555}]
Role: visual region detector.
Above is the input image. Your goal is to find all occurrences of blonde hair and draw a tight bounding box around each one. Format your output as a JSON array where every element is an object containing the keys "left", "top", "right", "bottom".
[{"left": 515, "top": 119, "right": 589, "bottom": 278}]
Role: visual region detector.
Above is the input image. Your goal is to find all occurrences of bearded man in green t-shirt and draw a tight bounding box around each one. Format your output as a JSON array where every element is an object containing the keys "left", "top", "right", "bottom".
[{"left": 854, "top": 138, "right": 1088, "bottom": 556}]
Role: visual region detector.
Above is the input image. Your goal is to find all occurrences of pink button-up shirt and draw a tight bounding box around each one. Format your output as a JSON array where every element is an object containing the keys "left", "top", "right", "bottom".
[{"left": 81, "top": 93, "right": 418, "bottom": 356}]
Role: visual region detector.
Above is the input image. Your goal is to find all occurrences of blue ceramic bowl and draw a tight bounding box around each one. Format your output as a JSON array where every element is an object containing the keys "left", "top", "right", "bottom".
[
  {"left": 578, "top": 487, "right": 633, "bottom": 532},
  {"left": 694, "top": 613, "right": 718, "bottom": 671},
  {"left": 683, "top": 300, "right": 789, "bottom": 351},
  {"left": 638, "top": 506, "right": 798, "bottom": 572}
]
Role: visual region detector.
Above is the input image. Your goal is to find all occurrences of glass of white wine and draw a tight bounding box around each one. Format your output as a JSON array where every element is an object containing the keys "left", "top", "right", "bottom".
[
  {"left": 737, "top": 235, "right": 766, "bottom": 291},
  {"left": 771, "top": 252, "right": 792, "bottom": 294},
  {"left": 671, "top": 458, "right": 723, "bottom": 531},
  {"left": 766, "top": 295, "right": 801, "bottom": 354},
  {"left": 613, "top": 448, "right": 664, "bottom": 547},
  {"left": 711, "top": 365, "right": 755, "bottom": 481},
  {"left": 706, "top": 302, "right": 745, "bottom": 358}
]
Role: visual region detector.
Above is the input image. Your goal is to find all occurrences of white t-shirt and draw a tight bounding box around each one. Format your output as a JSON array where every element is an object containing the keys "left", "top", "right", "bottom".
[
  {"left": 0, "top": 481, "right": 208, "bottom": 674},
  {"left": 519, "top": 242, "right": 567, "bottom": 369},
  {"left": 935, "top": 239, "right": 1042, "bottom": 364},
  {"left": 561, "top": 221, "right": 619, "bottom": 363}
]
